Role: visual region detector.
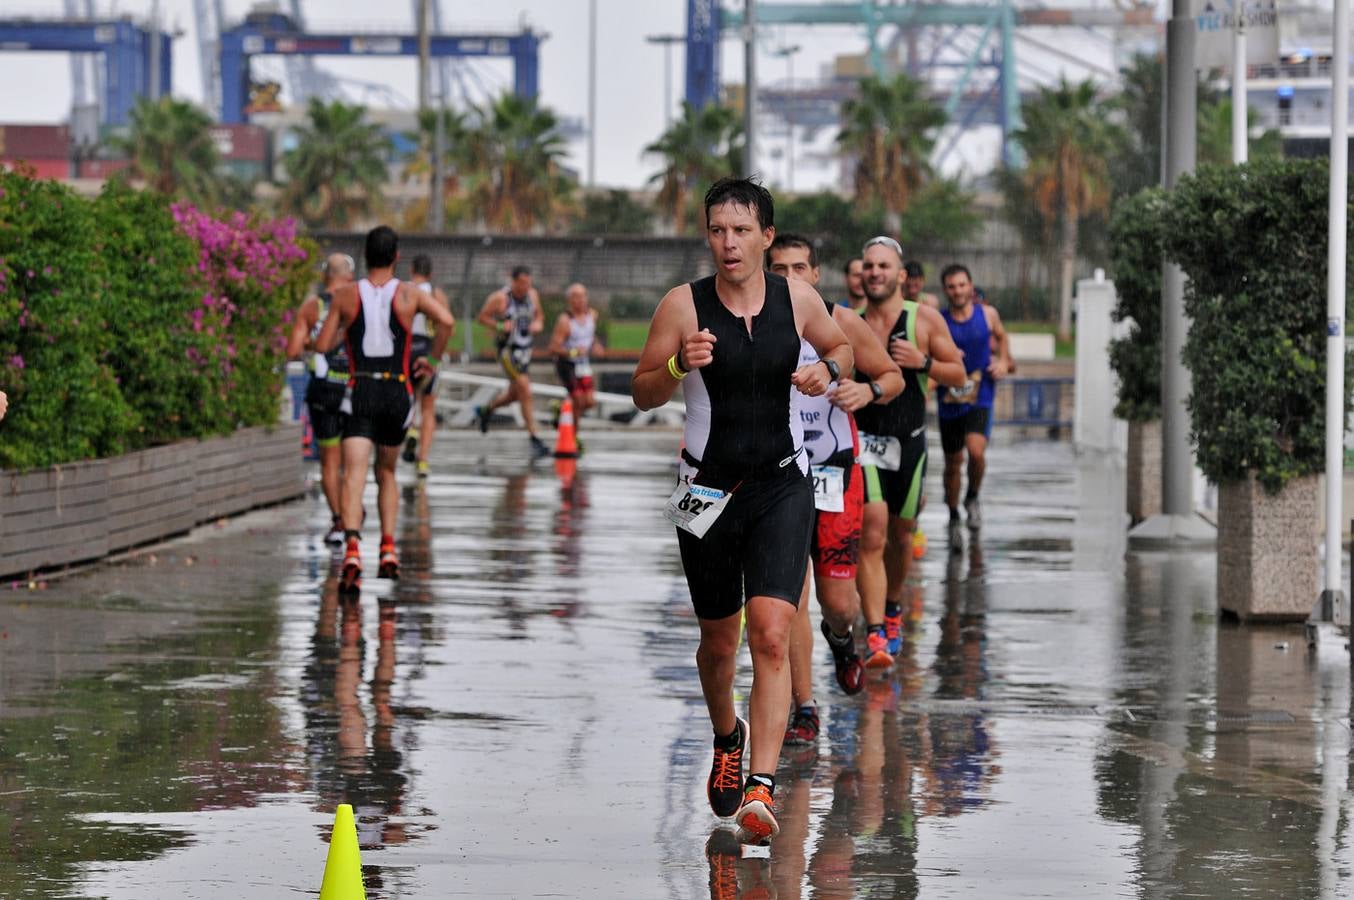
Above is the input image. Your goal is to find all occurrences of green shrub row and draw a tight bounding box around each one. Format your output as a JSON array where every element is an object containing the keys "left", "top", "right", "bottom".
[
  {"left": 1110, "top": 159, "right": 1354, "bottom": 490},
  {"left": 0, "top": 169, "right": 314, "bottom": 470}
]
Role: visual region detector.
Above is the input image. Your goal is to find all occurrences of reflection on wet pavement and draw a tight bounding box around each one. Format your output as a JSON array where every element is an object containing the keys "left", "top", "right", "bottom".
[{"left": 0, "top": 433, "right": 1351, "bottom": 898}]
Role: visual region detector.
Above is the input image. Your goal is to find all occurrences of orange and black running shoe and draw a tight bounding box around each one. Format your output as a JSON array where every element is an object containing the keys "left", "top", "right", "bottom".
[
  {"left": 377, "top": 540, "right": 399, "bottom": 580},
  {"left": 707, "top": 717, "right": 747, "bottom": 818}
]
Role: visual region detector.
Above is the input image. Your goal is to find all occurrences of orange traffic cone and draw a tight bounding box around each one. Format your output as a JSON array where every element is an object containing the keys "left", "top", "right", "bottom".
[{"left": 553, "top": 397, "right": 579, "bottom": 459}]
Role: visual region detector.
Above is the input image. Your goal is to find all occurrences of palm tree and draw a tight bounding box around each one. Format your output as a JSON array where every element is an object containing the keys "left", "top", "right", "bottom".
[
  {"left": 645, "top": 102, "right": 743, "bottom": 235},
  {"left": 400, "top": 106, "right": 477, "bottom": 231},
  {"left": 1197, "top": 97, "right": 1284, "bottom": 166},
  {"left": 281, "top": 98, "right": 390, "bottom": 228},
  {"left": 835, "top": 74, "right": 946, "bottom": 229},
  {"left": 458, "top": 93, "right": 574, "bottom": 233},
  {"left": 1016, "top": 79, "right": 1120, "bottom": 340},
  {"left": 108, "top": 97, "right": 222, "bottom": 205}
]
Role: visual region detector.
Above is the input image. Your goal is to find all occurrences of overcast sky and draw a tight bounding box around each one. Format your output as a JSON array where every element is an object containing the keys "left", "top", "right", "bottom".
[{"left": 0, "top": 1, "right": 899, "bottom": 190}]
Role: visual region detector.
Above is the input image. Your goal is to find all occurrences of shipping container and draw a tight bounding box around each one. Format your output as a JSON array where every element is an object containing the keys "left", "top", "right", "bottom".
[
  {"left": 78, "top": 158, "right": 132, "bottom": 179},
  {"left": 0, "top": 125, "right": 71, "bottom": 159},
  {"left": 1, "top": 158, "right": 71, "bottom": 179},
  {"left": 209, "top": 124, "right": 269, "bottom": 162}
]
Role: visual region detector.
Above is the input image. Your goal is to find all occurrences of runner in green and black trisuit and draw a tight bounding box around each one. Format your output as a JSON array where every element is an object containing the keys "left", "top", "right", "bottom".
[{"left": 854, "top": 237, "right": 965, "bottom": 667}]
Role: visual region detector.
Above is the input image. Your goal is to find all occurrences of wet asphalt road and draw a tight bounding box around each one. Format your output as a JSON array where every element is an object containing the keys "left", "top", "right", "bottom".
[{"left": 1, "top": 428, "right": 1351, "bottom": 899}]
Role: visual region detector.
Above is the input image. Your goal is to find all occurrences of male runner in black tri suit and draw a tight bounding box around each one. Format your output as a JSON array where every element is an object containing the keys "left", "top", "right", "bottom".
[
  {"left": 633, "top": 177, "right": 853, "bottom": 845},
  {"left": 314, "top": 226, "right": 455, "bottom": 590}
]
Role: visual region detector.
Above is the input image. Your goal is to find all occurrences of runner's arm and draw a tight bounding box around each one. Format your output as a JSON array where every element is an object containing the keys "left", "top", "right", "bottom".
[
  {"left": 632, "top": 286, "right": 700, "bottom": 411},
  {"left": 418, "top": 286, "right": 456, "bottom": 360},
  {"left": 985, "top": 304, "right": 1013, "bottom": 378},
  {"left": 792, "top": 282, "right": 853, "bottom": 396},
  {"left": 476, "top": 292, "right": 505, "bottom": 331},
  {"left": 546, "top": 313, "right": 571, "bottom": 357},
  {"left": 284, "top": 296, "right": 320, "bottom": 360},
  {"left": 313, "top": 287, "right": 352, "bottom": 354},
  {"left": 834, "top": 308, "right": 903, "bottom": 409},
  {"left": 529, "top": 290, "right": 546, "bottom": 335},
  {"left": 918, "top": 306, "right": 967, "bottom": 388}
]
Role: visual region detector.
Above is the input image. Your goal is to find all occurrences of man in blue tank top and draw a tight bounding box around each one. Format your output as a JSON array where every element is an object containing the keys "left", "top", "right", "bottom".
[
  {"left": 936, "top": 263, "right": 1012, "bottom": 551},
  {"left": 632, "top": 177, "right": 853, "bottom": 846}
]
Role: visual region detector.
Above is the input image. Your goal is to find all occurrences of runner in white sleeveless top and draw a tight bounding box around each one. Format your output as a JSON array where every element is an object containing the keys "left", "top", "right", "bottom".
[
  {"left": 548, "top": 282, "right": 603, "bottom": 440},
  {"left": 403, "top": 254, "right": 453, "bottom": 477}
]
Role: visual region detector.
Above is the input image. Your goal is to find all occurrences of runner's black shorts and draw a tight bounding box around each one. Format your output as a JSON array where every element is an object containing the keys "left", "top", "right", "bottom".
[
  {"left": 343, "top": 378, "right": 412, "bottom": 447},
  {"left": 498, "top": 343, "right": 532, "bottom": 378},
  {"left": 939, "top": 406, "right": 993, "bottom": 456},
  {"left": 304, "top": 377, "right": 348, "bottom": 447},
  {"left": 555, "top": 359, "right": 594, "bottom": 394},
  {"left": 677, "top": 465, "right": 814, "bottom": 619},
  {"left": 863, "top": 429, "right": 927, "bottom": 519},
  {"left": 410, "top": 335, "right": 437, "bottom": 395}
]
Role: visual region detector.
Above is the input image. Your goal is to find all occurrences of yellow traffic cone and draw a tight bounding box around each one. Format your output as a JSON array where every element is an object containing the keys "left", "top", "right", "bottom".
[{"left": 319, "top": 803, "right": 366, "bottom": 900}]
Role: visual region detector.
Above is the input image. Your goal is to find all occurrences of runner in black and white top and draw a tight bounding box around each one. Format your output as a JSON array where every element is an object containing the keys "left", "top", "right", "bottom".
[
  {"left": 548, "top": 282, "right": 603, "bottom": 435},
  {"left": 767, "top": 233, "right": 903, "bottom": 749},
  {"left": 286, "top": 251, "right": 355, "bottom": 544},
  {"left": 855, "top": 237, "right": 965, "bottom": 667},
  {"left": 475, "top": 265, "right": 549, "bottom": 458},
  {"left": 632, "top": 177, "right": 853, "bottom": 846},
  {"left": 314, "top": 226, "right": 455, "bottom": 590},
  {"left": 403, "top": 254, "right": 453, "bottom": 478}
]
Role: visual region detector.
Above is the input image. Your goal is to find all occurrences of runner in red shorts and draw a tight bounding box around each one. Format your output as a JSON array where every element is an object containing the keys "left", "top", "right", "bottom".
[{"left": 767, "top": 233, "right": 904, "bottom": 746}]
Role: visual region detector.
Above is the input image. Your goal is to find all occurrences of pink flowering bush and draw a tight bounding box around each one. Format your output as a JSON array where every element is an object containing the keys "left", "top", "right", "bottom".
[{"left": 0, "top": 169, "right": 313, "bottom": 470}]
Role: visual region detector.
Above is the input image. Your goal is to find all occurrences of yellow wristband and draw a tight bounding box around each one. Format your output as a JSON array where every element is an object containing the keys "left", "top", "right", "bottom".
[{"left": 667, "top": 354, "right": 688, "bottom": 381}]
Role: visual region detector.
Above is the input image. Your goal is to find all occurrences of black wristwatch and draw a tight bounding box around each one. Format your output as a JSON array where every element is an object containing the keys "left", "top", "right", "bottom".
[
  {"left": 921, "top": 354, "right": 933, "bottom": 374},
  {"left": 869, "top": 380, "right": 883, "bottom": 402},
  {"left": 820, "top": 358, "right": 840, "bottom": 381}
]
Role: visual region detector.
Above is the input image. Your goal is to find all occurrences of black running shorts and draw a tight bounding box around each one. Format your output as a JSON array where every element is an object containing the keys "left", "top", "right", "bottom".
[
  {"left": 304, "top": 378, "right": 347, "bottom": 447},
  {"left": 343, "top": 379, "right": 412, "bottom": 447},
  {"left": 677, "top": 467, "right": 814, "bottom": 619},
  {"left": 939, "top": 406, "right": 993, "bottom": 456}
]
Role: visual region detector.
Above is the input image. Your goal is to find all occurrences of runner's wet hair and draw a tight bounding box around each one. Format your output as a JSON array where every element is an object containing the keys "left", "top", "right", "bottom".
[
  {"left": 364, "top": 225, "right": 399, "bottom": 270},
  {"left": 412, "top": 254, "right": 433, "bottom": 277},
  {"left": 767, "top": 232, "right": 818, "bottom": 269},
  {"left": 704, "top": 176, "right": 774, "bottom": 230},
  {"left": 511, "top": 265, "right": 532, "bottom": 279},
  {"left": 903, "top": 260, "right": 925, "bottom": 279},
  {"left": 843, "top": 257, "right": 861, "bottom": 275},
  {"left": 940, "top": 263, "right": 972, "bottom": 285}
]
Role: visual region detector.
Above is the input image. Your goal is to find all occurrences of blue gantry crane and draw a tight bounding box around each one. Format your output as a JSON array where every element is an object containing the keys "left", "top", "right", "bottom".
[
  {"left": 0, "top": 17, "right": 172, "bottom": 127},
  {"left": 218, "top": 10, "right": 543, "bottom": 124},
  {"left": 687, "top": 0, "right": 1154, "bottom": 167}
]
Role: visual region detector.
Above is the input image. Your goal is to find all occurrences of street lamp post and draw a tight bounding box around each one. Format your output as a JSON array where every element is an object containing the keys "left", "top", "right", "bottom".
[
  {"left": 646, "top": 33, "right": 684, "bottom": 130},
  {"left": 774, "top": 44, "right": 801, "bottom": 192}
]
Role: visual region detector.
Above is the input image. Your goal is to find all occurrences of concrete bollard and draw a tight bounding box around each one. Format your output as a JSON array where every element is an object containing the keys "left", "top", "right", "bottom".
[{"left": 1073, "top": 272, "right": 1128, "bottom": 454}]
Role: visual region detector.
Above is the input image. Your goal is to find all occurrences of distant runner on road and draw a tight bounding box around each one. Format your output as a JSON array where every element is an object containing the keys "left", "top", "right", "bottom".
[
  {"left": 903, "top": 260, "right": 941, "bottom": 310},
  {"left": 767, "top": 232, "right": 903, "bottom": 748},
  {"left": 314, "top": 226, "right": 455, "bottom": 590},
  {"left": 475, "top": 266, "right": 550, "bottom": 459},
  {"left": 286, "top": 252, "right": 356, "bottom": 544},
  {"left": 840, "top": 257, "right": 866, "bottom": 310},
  {"left": 632, "top": 177, "right": 853, "bottom": 845},
  {"left": 548, "top": 282, "right": 603, "bottom": 437},
  {"left": 404, "top": 254, "right": 454, "bottom": 478},
  {"left": 936, "top": 263, "right": 1012, "bottom": 551},
  {"left": 855, "top": 237, "right": 965, "bottom": 666}
]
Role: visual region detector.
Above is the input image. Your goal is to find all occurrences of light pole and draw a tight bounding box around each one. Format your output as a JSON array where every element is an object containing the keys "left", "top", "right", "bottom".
[
  {"left": 646, "top": 34, "right": 684, "bottom": 130},
  {"left": 744, "top": 0, "right": 757, "bottom": 177},
  {"left": 773, "top": 44, "right": 801, "bottom": 192}
]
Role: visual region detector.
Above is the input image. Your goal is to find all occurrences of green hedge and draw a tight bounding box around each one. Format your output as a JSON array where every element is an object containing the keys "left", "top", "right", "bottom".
[
  {"left": 0, "top": 169, "right": 313, "bottom": 470},
  {"left": 1161, "top": 158, "right": 1353, "bottom": 490},
  {"left": 1107, "top": 187, "right": 1165, "bottom": 422}
]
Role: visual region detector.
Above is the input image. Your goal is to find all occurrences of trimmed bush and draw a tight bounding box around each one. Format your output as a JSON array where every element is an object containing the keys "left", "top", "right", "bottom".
[
  {"left": 1161, "top": 158, "right": 1353, "bottom": 491},
  {"left": 1107, "top": 187, "right": 1165, "bottom": 422},
  {"left": 0, "top": 170, "right": 314, "bottom": 470}
]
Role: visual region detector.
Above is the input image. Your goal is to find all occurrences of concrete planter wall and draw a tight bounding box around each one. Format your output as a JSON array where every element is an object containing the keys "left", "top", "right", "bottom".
[
  {"left": 1217, "top": 473, "right": 1319, "bottom": 622},
  {"left": 0, "top": 424, "right": 303, "bottom": 580},
  {"left": 1126, "top": 420, "right": 1162, "bottom": 525}
]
